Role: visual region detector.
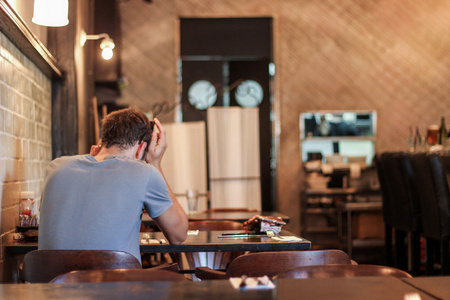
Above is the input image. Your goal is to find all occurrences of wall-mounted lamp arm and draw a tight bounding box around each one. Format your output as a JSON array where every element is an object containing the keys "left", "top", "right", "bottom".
[
  {"left": 80, "top": 30, "right": 116, "bottom": 60},
  {"left": 81, "top": 31, "right": 111, "bottom": 46}
]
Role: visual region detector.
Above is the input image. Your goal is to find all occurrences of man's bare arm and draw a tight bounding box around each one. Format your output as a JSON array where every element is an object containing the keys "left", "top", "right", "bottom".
[{"left": 145, "top": 118, "right": 188, "bottom": 244}]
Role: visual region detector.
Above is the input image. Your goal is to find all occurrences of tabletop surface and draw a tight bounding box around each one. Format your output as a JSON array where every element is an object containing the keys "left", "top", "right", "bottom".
[
  {"left": 402, "top": 276, "right": 450, "bottom": 299},
  {"left": 142, "top": 211, "right": 291, "bottom": 224},
  {"left": 6, "top": 230, "right": 310, "bottom": 254},
  {"left": 277, "top": 277, "right": 435, "bottom": 300},
  {"left": 140, "top": 230, "right": 310, "bottom": 252},
  {"left": 0, "top": 277, "right": 437, "bottom": 300}
]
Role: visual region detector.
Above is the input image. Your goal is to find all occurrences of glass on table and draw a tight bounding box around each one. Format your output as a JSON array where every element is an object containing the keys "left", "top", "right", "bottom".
[
  {"left": 186, "top": 189, "right": 199, "bottom": 214},
  {"left": 426, "top": 125, "right": 439, "bottom": 146}
]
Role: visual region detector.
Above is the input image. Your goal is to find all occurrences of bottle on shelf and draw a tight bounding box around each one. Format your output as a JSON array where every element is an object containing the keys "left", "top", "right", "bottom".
[
  {"left": 19, "top": 191, "right": 38, "bottom": 228},
  {"left": 439, "top": 117, "right": 448, "bottom": 145}
]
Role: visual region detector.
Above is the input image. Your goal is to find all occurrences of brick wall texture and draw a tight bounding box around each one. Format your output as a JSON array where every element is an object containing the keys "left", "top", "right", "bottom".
[{"left": 0, "top": 32, "right": 52, "bottom": 281}]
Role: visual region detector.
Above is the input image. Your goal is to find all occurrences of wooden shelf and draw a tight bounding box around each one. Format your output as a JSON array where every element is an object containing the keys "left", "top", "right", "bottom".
[
  {"left": 302, "top": 182, "right": 382, "bottom": 252},
  {"left": 305, "top": 187, "right": 379, "bottom": 196},
  {"left": 305, "top": 207, "right": 336, "bottom": 214},
  {"left": 305, "top": 226, "right": 337, "bottom": 234}
]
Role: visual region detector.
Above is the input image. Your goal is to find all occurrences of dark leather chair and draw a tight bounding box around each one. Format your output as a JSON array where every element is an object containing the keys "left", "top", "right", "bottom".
[
  {"left": 376, "top": 152, "right": 421, "bottom": 275},
  {"left": 195, "top": 249, "right": 354, "bottom": 280},
  {"left": 374, "top": 154, "right": 394, "bottom": 266},
  {"left": 408, "top": 152, "right": 443, "bottom": 275},
  {"left": 274, "top": 264, "right": 412, "bottom": 279},
  {"left": 50, "top": 268, "right": 187, "bottom": 283},
  {"left": 427, "top": 152, "right": 450, "bottom": 274},
  {"left": 20, "top": 250, "right": 142, "bottom": 283}
]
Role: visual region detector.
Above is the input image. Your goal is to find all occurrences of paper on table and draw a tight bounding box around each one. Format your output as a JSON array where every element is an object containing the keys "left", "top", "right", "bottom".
[
  {"left": 187, "top": 230, "right": 199, "bottom": 235},
  {"left": 140, "top": 239, "right": 162, "bottom": 244},
  {"left": 271, "top": 236, "right": 303, "bottom": 241},
  {"left": 229, "top": 276, "right": 275, "bottom": 290}
]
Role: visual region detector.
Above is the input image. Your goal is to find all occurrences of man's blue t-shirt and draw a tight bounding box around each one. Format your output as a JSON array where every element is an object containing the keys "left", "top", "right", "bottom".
[{"left": 38, "top": 154, "right": 173, "bottom": 263}]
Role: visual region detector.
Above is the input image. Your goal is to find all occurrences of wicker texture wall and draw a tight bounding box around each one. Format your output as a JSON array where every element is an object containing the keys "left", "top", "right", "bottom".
[{"left": 118, "top": 0, "right": 450, "bottom": 234}]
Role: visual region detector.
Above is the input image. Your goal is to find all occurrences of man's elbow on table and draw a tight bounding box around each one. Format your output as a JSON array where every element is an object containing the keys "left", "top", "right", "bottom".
[
  {"left": 164, "top": 221, "right": 188, "bottom": 245},
  {"left": 153, "top": 208, "right": 189, "bottom": 245},
  {"left": 169, "top": 230, "right": 188, "bottom": 245}
]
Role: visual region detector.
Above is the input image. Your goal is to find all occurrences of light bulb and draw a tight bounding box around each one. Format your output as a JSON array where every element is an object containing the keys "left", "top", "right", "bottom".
[
  {"left": 102, "top": 47, "right": 114, "bottom": 60},
  {"left": 100, "top": 38, "right": 115, "bottom": 60}
]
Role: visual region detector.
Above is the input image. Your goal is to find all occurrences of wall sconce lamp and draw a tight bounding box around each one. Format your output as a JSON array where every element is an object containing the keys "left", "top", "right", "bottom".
[
  {"left": 32, "top": 0, "right": 69, "bottom": 27},
  {"left": 80, "top": 30, "right": 116, "bottom": 60}
]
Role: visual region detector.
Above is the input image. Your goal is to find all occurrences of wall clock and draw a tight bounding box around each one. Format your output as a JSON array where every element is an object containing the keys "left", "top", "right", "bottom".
[
  {"left": 188, "top": 80, "right": 217, "bottom": 110},
  {"left": 235, "top": 80, "right": 264, "bottom": 107}
]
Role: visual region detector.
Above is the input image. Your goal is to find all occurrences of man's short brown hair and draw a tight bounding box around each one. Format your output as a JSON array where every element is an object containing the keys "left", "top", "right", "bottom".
[{"left": 101, "top": 107, "right": 152, "bottom": 150}]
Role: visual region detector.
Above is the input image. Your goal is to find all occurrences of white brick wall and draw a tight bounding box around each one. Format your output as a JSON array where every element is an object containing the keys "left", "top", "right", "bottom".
[{"left": 0, "top": 32, "right": 52, "bottom": 278}]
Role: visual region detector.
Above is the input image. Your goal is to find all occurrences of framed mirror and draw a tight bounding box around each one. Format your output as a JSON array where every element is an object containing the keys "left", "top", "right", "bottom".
[
  {"left": 300, "top": 111, "right": 376, "bottom": 138},
  {"left": 299, "top": 110, "right": 377, "bottom": 165}
]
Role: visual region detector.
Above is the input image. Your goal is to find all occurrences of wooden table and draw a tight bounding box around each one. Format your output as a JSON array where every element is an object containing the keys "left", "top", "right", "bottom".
[
  {"left": 6, "top": 230, "right": 310, "bottom": 255},
  {"left": 0, "top": 277, "right": 436, "bottom": 300},
  {"left": 140, "top": 230, "right": 310, "bottom": 253},
  {"left": 403, "top": 276, "right": 450, "bottom": 299},
  {"left": 141, "top": 211, "right": 290, "bottom": 227},
  {"left": 277, "top": 277, "right": 435, "bottom": 300},
  {"left": 5, "top": 230, "right": 310, "bottom": 281}
]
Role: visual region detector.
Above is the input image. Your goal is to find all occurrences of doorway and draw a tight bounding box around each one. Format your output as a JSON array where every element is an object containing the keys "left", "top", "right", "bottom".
[{"left": 180, "top": 17, "right": 274, "bottom": 211}]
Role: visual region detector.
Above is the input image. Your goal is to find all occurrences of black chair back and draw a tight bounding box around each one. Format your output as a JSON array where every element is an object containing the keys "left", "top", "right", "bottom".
[
  {"left": 374, "top": 154, "right": 394, "bottom": 226},
  {"left": 379, "top": 152, "right": 421, "bottom": 232},
  {"left": 428, "top": 152, "right": 450, "bottom": 240},
  {"left": 409, "top": 153, "right": 441, "bottom": 240},
  {"left": 377, "top": 152, "right": 421, "bottom": 275}
]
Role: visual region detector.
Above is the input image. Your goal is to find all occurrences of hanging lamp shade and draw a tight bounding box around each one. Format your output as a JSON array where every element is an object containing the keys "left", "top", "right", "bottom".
[{"left": 32, "top": 0, "right": 69, "bottom": 27}]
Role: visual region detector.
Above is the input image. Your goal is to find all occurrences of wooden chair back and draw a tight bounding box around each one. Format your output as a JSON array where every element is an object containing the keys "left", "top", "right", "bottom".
[
  {"left": 50, "top": 268, "right": 187, "bottom": 283},
  {"left": 195, "top": 250, "right": 353, "bottom": 280},
  {"left": 274, "top": 264, "right": 412, "bottom": 279},
  {"left": 20, "top": 250, "right": 142, "bottom": 283}
]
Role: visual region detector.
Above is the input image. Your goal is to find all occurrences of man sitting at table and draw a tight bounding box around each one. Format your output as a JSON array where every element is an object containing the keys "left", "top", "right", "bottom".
[{"left": 38, "top": 107, "right": 188, "bottom": 263}]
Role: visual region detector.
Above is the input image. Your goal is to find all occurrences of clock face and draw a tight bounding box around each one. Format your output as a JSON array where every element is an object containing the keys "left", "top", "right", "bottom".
[
  {"left": 188, "top": 80, "right": 217, "bottom": 110},
  {"left": 235, "top": 80, "right": 264, "bottom": 107}
]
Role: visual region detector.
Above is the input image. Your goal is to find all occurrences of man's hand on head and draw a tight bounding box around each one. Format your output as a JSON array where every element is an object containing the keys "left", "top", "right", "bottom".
[{"left": 144, "top": 118, "right": 168, "bottom": 168}]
